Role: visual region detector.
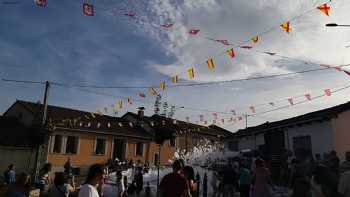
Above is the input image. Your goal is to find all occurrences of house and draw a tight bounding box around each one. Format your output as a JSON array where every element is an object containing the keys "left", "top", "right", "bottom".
[
  {"left": 225, "top": 102, "right": 350, "bottom": 161},
  {"left": 2, "top": 100, "right": 232, "bottom": 174},
  {"left": 0, "top": 116, "right": 44, "bottom": 174}
]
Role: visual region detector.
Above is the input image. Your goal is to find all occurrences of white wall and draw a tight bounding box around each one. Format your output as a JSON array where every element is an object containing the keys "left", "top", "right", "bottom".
[
  {"left": 284, "top": 120, "right": 333, "bottom": 156},
  {"left": 0, "top": 146, "right": 36, "bottom": 174}
]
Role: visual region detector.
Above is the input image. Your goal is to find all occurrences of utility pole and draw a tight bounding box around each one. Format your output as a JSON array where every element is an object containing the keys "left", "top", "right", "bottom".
[
  {"left": 245, "top": 114, "right": 248, "bottom": 128},
  {"left": 34, "top": 81, "right": 50, "bottom": 181}
]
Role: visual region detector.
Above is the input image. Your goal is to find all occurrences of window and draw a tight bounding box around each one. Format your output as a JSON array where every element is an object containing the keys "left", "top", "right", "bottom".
[
  {"left": 170, "top": 139, "right": 176, "bottom": 147},
  {"left": 95, "top": 138, "right": 106, "bottom": 155},
  {"left": 53, "top": 135, "right": 63, "bottom": 153},
  {"left": 136, "top": 142, "right": 144, "bottom": 156},
  {"left": 154, "top": 153, "right": 159, "bottom": 165},
  {"left": 66, "top": 136, "right": 79, "bottom": 154}
]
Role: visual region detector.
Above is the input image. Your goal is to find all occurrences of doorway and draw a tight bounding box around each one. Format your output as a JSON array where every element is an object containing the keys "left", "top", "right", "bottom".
[{"left": 113, "top": 138, "right": 126, "bottom": 161}]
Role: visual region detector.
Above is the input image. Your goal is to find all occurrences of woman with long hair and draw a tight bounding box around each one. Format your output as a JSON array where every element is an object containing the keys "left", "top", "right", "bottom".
[{"left": 78, "top": 164, "right": 105, "bottom": 197}]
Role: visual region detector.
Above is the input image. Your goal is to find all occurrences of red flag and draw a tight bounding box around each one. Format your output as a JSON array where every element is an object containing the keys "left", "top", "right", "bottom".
[
  {"left": 324, "top": 89, "right": 332, "bottom": 96},
  {"left": 227, "top": 48, "right": 235, "bottom": 58},
  {"left": 83, "top": 3, "right": 94, "bottom": 16},
  {"left": 280, "top": 22, "right": 291, "bottom": 33},
  {"left": 188, "top": 29, "right": 200, "bottom": 35},
  {"left": 124, "top": 12, "right": 136, "bottom": 17},
  {"left": 249, "top": 106, "right": 256, "bottom": 113},
  {"left": 160, "top": 24, "right": 173, "bottom": 28},
  {"left": 305, "top": 93, "right": 312, "bottom": 101},
  {"left": 334, "top": 66, "right": 343, "bottom": 71},
  {"left": 288, "top": 98, "right": 294, "bottom": 105},
  {"left": 317, "top": 3, "right": 331, "bottom": 16},
  {"left": 35, "top": 0, "right": 46, "bottom": 7},
  {"left": 343, "top": 70, "right": 350, "bottom": 76}
]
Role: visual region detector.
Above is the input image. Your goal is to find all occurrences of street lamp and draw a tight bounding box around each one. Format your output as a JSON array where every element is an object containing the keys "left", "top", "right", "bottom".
[{"left": 325, "top": 23, "right": 350, "bottom": 27}]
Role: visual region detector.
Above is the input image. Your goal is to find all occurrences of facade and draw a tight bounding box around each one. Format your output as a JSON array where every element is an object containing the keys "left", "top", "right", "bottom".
[
  {"left": 2, "top": 100, "right": 232, "bottom": 175},
  {"left": 225, "top": 102, "right": 350, "bottom": 161}
]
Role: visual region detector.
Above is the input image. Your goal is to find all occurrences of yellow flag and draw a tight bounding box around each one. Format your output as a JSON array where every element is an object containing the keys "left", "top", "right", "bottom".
[
  {"left": 171, "top": 75, "right": 178, "bottom": 84},
  {"left": 207, "top": 58, "right": 215, "bottom": 71},
  {"left": 280, "top": 22, "right": 291, "bottom": 33},
  {"left": 187, "top": 68, "right": 195, "bottom": 79},
  {"left": 251, "top": 36, "right": 258, "bottom": 44},
  {"left": 227, "top": 48, "right": 235, "bottom": 58},
  {"left": 118, "top": 100, "right": 123, "bottom": 109},
  {"left": 160, "top": 81, "right": 166, "bottom": 90}
]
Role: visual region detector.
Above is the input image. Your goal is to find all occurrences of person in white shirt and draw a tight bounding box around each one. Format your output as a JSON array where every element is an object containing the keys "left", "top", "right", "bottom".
[
  {"left": 102, "top": 171, "right": 125, "bottom": 197},
  {"left": 338, "top": 170, "right": 350, "bottom": 197},
  {"left": 78, "top": 164, "right": 105, "bottom": 197}
]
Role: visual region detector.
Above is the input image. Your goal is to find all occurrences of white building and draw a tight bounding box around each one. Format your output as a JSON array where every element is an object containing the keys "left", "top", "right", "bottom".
[{"left": 226, "top": 102, "right": 350, "bottom": 161}]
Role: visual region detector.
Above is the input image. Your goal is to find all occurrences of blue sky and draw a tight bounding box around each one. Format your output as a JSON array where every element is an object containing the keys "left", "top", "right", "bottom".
[{"left": 1, "top": 0, "right": 350, "bottom": 132}]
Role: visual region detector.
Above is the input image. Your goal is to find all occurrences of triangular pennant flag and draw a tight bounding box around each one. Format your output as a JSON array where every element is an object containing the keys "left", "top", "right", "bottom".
[
  {"left": 343, "top": 70, "right": 350, "bottom": 76},
  {"left": 149, "top": 87, "right": 158, "bottom": 96},
  {"left": 288, "top": 98, "right": 294, "bottom": 105},
  {"left": 334, "top": 66, "right": 343, "bottom": 71},
  {"left": 160, "top": 81, "right": 166, "bottom": 90},
  {"left": 138, "top": 92, "right": 146, "bottom": 98},
  {"left": 305, "top": 93, "right": 312, "bottom": 101},
  {"left": 127, "top": 96, "right": 133, "bottom": 105},
  {"left": 249, "top": 106, "right": 256, "bottom": 113},
  {"left": 227, "top": 48, "right": 235, "bottom": 58},
  {"left": 35, "top": 0, "right": 46, "bottom": 7},
  {"left": 160, "top": 23, "right": 173, "bottom": 28},
  {"left": 280, "top": 22, "right": 291, "bottom": 33},
  {"left": 83, "top": 3, "right": 94, "bottom": 16},
  {"left": 189, "top": 29, "right": 200, "bottom": 35},
  {"left": 124, "top": 12, "right": 136, "bottom": 17},
  {"left": 251, "top": 36, "right": 259, "bottom": 44},
  {"left": 324, "top": 89, "right": 332, "bottom": 96},
  {"left": 187, "top": 68, "right": 195, "bottom": 79},
  {"left": 118, "top": 100, "right": 123, "bottom": 109},
  {"left": 171, "top": 75, "right": 178, "bottom": 84},
  {"left": 317, "top": 3, "right": 331, "bottom": 16},
  {"left": 207, "top": 58, "right": 215, "bottom": 71}
]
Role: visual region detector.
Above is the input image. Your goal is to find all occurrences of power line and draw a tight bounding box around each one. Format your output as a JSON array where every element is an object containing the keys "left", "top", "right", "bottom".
[{"left": 47, "top": 64, "right": 349, "bottom": 89}]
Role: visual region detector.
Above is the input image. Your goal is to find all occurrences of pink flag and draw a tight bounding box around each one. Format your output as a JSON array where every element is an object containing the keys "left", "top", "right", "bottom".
[
  {"left": 334, "top": 66, "right": 343, "bottom": 71},
  {"left": 249, "top": 106, "right": 256, "bottom": 113},
  {"left": 324, "top": 89, "right": 332, "bottom": 96},
  {"left": 212, "top": 113, "right": 218, "bottom": 120},
  {"left": 189, "top": 29, "right": 200, "bottom": 35},
  {"left": 344, "top": 70, "right": 350, "bottom": 76},
  {"left": 35, "top": 0, "right": 46, "bottom": 7},
  {"left": 160, "top": 23, "right": 173, "bottom": 28},
  {"left": 124, "top": 12, "right": 136, "bottom": 17},
  {"left": 288, "top": 98, "right": 294, "bottom": 105},
  {"left": 83, "top": 3, "right": 94, "bottom": 16},
  {"left": 305, "top": 93, "right": 312, "bottom": 101}
]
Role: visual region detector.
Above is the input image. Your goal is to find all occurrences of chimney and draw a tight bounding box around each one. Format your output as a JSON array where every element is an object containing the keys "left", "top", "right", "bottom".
[{"left": 138, "top": 107, "right": 145, "bottom": 118}]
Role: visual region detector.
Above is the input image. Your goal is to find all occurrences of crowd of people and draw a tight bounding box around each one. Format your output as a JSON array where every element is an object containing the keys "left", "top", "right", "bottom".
[{"left": 1, "top": 149, "right": 350, "bottom": 197}]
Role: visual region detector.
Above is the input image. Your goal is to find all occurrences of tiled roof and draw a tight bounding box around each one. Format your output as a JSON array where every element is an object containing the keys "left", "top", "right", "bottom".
[
  {"left": 12, "top": 101, "right": 152, "bottom": 139},
  {"left": 231, "top": 101, "right": 350, "bottom": 138}
]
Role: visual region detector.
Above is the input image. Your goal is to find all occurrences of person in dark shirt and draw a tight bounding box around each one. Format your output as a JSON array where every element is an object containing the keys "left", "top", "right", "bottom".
[
  {"left": 222, "top": 163, "right": 237, "bottom": 197},
  {"left": 159, "top": 159, "right": 190, "bottom": 197}
]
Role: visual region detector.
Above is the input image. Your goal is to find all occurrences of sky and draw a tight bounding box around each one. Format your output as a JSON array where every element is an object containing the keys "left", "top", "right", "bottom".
[{"left": 1, "top": 0, "right": 350, "bottom": 132}]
